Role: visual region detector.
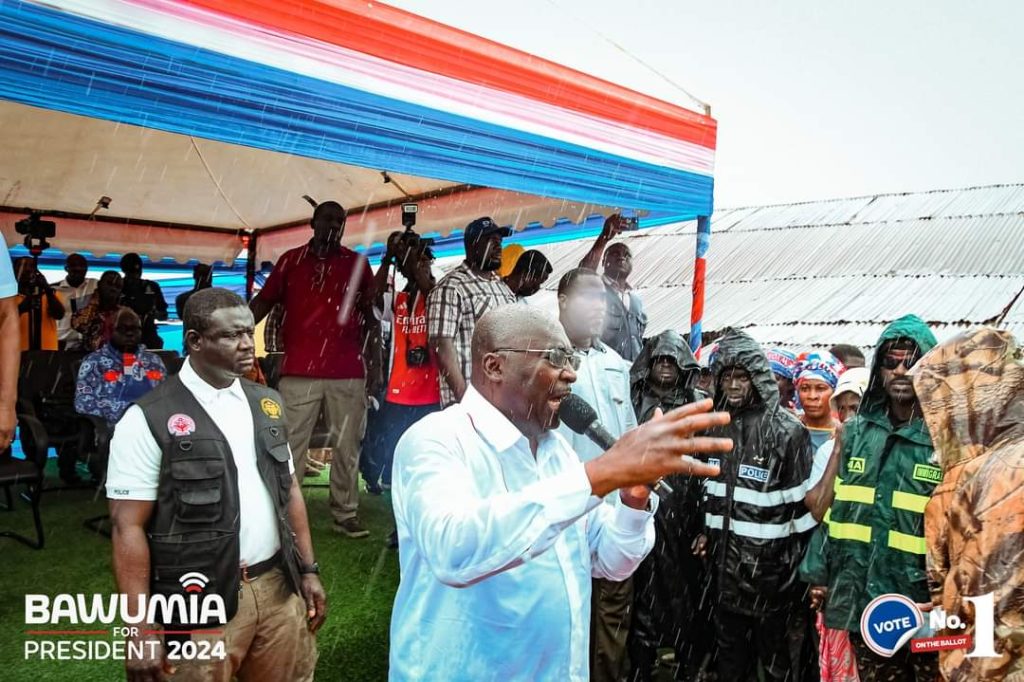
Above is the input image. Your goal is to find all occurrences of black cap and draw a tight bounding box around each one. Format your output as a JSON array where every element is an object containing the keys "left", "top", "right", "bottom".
[{"left": 464, "top": 217, "right": 513, "bottom": 243}]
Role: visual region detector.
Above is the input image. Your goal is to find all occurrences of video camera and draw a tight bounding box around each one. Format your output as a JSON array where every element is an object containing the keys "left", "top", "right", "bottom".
[
  {"left": 15, "top": 213, "right": 56, "bottom": 255},
  {"left": 395, "top": 203, "right": 434, "bottom": 256}
]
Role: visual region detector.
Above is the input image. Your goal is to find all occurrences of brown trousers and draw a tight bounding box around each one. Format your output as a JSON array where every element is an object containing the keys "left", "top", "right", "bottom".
[
  {"left": 590, "top": 576, "right": 634, "bottom": 682},
  {"left": 173, "top": 568, "right": 317, "bottom": 682},
  {"left": 279, "top": 376, "right": 367, "bottom": 524}
]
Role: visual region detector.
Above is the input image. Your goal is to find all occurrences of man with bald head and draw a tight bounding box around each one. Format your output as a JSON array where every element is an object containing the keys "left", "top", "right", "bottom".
[
  {"left": 579, "top": 215, "right": 648, "bottom": 361},
  {"left": 74, "top": 308, "right": 166, "bottom": 481},
  {"left": 75, "top": 308, "right": 167, "bottom": 428},
  {"left": 389, "top": 304, "right": 732, "bottom": 681}
]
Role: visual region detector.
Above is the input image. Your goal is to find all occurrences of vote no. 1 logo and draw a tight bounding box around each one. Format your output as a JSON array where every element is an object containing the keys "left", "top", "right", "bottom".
[{"left": 860, "top": 594, "right": 923, "bottom": 657}]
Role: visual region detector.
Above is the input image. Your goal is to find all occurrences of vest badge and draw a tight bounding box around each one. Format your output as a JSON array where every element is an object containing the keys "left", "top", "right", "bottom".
[
  {"left": 260, "top": 398, "right": 282, "bottom": 419},
  {"left": 167, "top": 413, "right": 197, "bottom": 436}
]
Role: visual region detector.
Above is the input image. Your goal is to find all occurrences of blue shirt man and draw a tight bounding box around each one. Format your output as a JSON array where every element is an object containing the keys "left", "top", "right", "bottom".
[{"left": 75, "top": 309, "right": 166, "bottom": 426}]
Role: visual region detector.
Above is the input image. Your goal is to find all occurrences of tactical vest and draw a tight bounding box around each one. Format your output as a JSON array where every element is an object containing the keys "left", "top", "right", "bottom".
[
  {"left": 135, "top": 376, "right": 300, "bottom": 627},
  {"left": 825, "top": 412, "right": 940, "bottom": 630}
]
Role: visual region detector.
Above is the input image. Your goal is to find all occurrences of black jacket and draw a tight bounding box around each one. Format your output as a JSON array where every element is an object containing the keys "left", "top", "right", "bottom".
[
  {"left": 628, "top": 331, "right": 712, "bottom": 661},
  {"left": 704, "top": 330, "right": 814, "bottom": 615}
]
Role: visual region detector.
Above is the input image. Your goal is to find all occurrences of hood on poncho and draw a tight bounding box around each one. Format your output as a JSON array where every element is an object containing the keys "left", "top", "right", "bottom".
[
  {"left": 711, "top": 329, "right": 779, "bottom": 413},
  {"left": 630, "top": 330, "right": 701, "bottom": 407},
  {"left": 631, "top": 330, "right": 699, "bottom": 386},
  {"left": 911, "top": 326, "right": 1024, "bottom": 472},
  {"left": 860, "top": 314, "right": 938, "bottom": 419}
]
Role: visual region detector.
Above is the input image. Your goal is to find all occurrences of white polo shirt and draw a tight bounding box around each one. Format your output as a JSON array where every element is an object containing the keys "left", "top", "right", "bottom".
[{"left": 106, "top": 359, "right": 294, "bottom": 565}]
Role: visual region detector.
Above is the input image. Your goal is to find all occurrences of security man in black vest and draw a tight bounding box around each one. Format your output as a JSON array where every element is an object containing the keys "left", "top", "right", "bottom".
[{"left": 107, "top": 288, "right": 326, "bottom": 682}]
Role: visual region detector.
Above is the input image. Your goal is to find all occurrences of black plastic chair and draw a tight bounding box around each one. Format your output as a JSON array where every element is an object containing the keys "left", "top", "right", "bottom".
[
  {"left": 16, "top": 350, "right": 93, "bottom": 492},
  {"left": 152, "top": 350, "right": 183, "bottom": 375},
  {"left": 0, "top": 438, "right": 46, "bottom": 549},
  {"left": 79, "top": 414, "right": 114, "bottom": 537}
]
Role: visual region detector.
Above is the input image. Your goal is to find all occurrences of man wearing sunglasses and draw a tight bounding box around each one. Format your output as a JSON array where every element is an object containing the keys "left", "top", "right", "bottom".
[
  {"left": 388, "top": 304, "right": 732, "bottom": 681},
  {"left": 819, "top": 314, "right": 940, "bottom": 681},
  {"left": 552, "top": 268, "right": 638, "bottom": 682}
]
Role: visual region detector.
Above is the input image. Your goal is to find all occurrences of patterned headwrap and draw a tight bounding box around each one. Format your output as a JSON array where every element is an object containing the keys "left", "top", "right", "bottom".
[
  {"left": 766, "top": 348, "right": 799, "bottom": 381},
  {"left": 794, "top": 351, "right": 844, "bottom": 390}
]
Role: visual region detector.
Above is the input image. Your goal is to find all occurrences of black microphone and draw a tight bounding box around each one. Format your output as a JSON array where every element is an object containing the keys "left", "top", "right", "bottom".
[{"left": 559, "top": 393, "right": 673, "bottom": 495}]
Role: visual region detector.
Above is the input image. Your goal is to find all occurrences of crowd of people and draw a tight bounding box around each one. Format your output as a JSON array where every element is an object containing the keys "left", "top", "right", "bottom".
[{"left": 0, "top": 203, "right": 1021, "bottom": 682}]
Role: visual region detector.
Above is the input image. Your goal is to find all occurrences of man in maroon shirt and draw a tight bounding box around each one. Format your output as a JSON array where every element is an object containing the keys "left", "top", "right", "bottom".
[{"left": 250, "top": 201, "right": 382, "bottom": 538}]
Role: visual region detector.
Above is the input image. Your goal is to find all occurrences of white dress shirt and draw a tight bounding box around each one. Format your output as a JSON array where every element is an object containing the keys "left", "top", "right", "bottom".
[
  {"left": 106, "top": 359, "right": 294, "bottom": 565},
  {"left": 389, "top": 385, "right": 656, "bottom": 682},
  {"left": 556, "top": 340, "right": 637, "bottom": 463}
]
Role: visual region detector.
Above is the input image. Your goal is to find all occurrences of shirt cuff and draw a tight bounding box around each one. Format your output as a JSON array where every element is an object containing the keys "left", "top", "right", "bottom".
[
  {"left": 105, "top": 483, "right": 157, "bottom": 501},
  {"left": 613, "top": 492, "right": 658, "bottom": 535}
]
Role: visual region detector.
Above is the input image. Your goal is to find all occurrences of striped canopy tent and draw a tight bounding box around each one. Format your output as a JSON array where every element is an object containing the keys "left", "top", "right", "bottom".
[{"left": 0, "top": 0, "right": 718, "bottom": 348}]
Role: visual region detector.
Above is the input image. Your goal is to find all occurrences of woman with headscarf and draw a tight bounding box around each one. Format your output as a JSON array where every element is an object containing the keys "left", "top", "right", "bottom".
[
  {"left": 801, "top": 365, "right": 870, "bottom": 682},
  {"left": 767, "top": 347, "right": 799, "bottom": 411},
  {"left": 626, "top": 330, "right": 710, "bottom": 681}
]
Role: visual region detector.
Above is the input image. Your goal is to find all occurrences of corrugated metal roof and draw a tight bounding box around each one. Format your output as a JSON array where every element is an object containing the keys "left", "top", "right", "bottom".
[
  {"left": 539, "top": 208, "right": 1024, "bottom": 289},
  {"left": 738, "top": 322, "right": 979, "bottom": 353},
  {"left": 513, "top": 183, "right": 1024, "bottom": 351},
  {"left": 631, "top": 275, "right": 1023, "bottom": 334}
]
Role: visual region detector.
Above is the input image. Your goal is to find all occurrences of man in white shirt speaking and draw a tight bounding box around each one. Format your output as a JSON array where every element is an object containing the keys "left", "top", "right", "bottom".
[
  {"left": 107, "top": 288, "right": 326, "bottom": 682},
  {"left": 389, "top": 304, "right": 733, "bottom": 681}
]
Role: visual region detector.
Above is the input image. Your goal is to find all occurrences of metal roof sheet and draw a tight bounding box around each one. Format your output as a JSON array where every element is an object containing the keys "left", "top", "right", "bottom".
[{"left": 479, "top": 184, "right": 1024, "bottom": 353}]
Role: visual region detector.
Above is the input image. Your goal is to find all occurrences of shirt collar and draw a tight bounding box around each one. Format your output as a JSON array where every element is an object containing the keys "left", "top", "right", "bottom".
[
  {"left": 101, "top": 341, "right": 151, "bottom": 356},
  {"left": 461, "top": 384, "right": 532, "bottom": 453},
  {"left": 576, "top": 339, "right": 608, "bottom": 354},
  {"left": 179, "top": 357, "right": 246, "bottom": 405},
  {"left": 603, "top": 273, "right": 633, "bottom": 292},
  {"left": 458, "top": 261, "right": 500, "bottom": 282}
]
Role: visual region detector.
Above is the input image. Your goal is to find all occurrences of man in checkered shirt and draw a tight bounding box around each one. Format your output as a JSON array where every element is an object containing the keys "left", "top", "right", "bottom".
[{"left": 428, "top": 217, "right": 516, "bottom": 407}]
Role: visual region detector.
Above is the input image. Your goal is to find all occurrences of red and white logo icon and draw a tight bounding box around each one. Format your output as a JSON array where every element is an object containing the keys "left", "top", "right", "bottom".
[
  {"left": 167, "top": 413, "right": 196, "bottom": 436},
  {"left": 179, "top": 572, "right": 210, "bottom": 594}
]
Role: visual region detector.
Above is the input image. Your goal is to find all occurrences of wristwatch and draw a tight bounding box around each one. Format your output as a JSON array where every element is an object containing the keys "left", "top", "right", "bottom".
[{"left": 299, "top": 561, "right": 320, "bottom": 575}]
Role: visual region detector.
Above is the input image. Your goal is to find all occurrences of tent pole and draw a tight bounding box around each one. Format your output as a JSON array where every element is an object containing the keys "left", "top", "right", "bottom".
[
  {"left": 245, "top": 231, "right": 257, "bottom": 301},
  {"left": 689, "top": 215, "right": 711, "bottom": 357}
]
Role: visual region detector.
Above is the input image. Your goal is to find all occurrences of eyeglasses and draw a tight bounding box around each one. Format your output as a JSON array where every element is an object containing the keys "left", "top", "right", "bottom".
[
  {"left": 494, "top": 348, "right": 581, "bottom": 371},
  {"left": 880, "top": 352, "right": 920, "bottom": 371}
]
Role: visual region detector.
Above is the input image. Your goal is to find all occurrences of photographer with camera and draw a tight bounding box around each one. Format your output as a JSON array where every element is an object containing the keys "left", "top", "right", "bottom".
[
  {"left": 14, "top": 256, "right": 65, "bottom": 351},
  {"left": 367, "top": 223, "right": 441, "bottom": 543}
]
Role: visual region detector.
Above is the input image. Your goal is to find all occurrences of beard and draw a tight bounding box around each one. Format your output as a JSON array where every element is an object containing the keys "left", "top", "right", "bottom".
[{"left": 480, "top": 256, "right": 502, "bottom": 272}]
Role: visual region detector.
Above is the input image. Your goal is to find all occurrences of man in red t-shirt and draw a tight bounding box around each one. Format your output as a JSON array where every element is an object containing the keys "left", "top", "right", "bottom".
[
  {"left": 250, "top": 201, "right": 382, "bottom": 539},
  {"left": 367, "top": 234, "right": 440, "bottom": 499}
]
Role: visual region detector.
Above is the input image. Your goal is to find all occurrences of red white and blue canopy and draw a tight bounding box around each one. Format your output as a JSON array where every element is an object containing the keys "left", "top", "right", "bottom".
[{"left": 0, "top": 0, "right": 716, "bottom": 263}]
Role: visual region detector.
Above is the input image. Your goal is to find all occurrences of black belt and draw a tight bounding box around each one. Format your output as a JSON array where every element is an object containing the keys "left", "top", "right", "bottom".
[{"left": 240, "top": 551, "right": 281, "bottom": 582}]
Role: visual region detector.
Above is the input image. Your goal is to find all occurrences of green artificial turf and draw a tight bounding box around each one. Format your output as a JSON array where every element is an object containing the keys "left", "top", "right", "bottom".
[{"left": 1, "top": 464, "right": 400, "bottom": 681}]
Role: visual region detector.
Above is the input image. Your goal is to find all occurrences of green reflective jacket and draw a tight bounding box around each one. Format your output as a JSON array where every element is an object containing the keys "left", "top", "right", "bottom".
[{"left": 824, "top": 315, "right": 940, "bottom": 632}]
